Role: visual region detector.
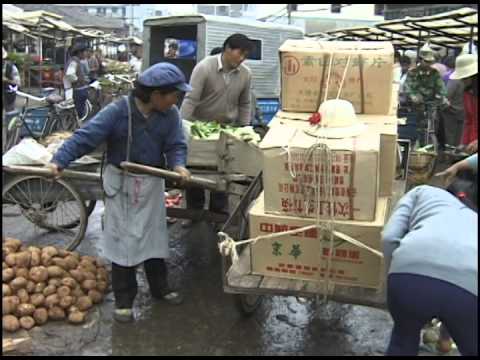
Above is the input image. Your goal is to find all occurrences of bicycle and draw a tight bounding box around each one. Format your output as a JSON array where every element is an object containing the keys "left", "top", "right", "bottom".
[{"left": 4, "top": 90, "right": 79, "bottom": 152}]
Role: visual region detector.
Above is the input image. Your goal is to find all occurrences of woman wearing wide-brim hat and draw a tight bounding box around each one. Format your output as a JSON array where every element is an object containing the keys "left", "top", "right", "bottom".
[{"left": 450, "top": 53, "right": 478, "bottom": 151}]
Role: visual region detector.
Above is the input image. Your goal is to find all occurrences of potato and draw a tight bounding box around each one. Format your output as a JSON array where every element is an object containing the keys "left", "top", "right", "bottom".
[
  {"left": 82, "top": 271, "right": 96, "bottom": 281},
  {"left": 57, "top": 249, "right": 70, "bottom": 258},
  {"left": 3, "top": 284, "right": 12, "bottom": 297},
  {"left": 59, "top": 295, "right": 75, "bottom": 309},
  {"left": 5, "top": 253, "right": 16, "bottom": 267},
  {"left": 57, "top": 286, "right": 71, "bottom": 298},
  {"left": 96, "top": 268, "right": 109, "bottom": 281},
  {"left": 69, "top": 269, "right": 84, "bottom": 283},
  {"left": 45, "top": 294, "right": 60, "bottom": 309},
  {"left": 76, "top": 296, "right": 93, "bottom": 311},
  {"left": 10, "top": 277, "right": 27, "bottom": 291},
  {"left": 26, "top": 280, "right": 36, "bottom": 294},
  {"left": 30, "top": 251, "right": 41, "bottom": 267},
  {"left": 72, "top": 287, "right": 85, "bottom": 298},
  {"left": 88, "top": 289, "right": 103, "bottom": 304},
  {"left": 43, "top": 285, "right": 57, "bottom": 297},
  {"left": 15, "top": 251, "right": 31, "bottom": 268},
  {"left": 61, "top": 277, "right": 77, "bottom": 289},
  {"left": 33, "top": 308, "right": 48, "bottom": 325},
  {"left": 70, "top": 251, "right": 81, "bottom": 261},
  {"left": 3, "top": 268, "right": 15, "bottom": 282},
  {"left": 16, "top": 303, "right": 35, "bottom": 317},
  {"left": 42, "top": 246, "right": 58, "bottom": 258},
  {"left": 27, "top": 246, "right": 41, "bottom": 254},
  {"left": 3, "top": 315, "right": 20, "bottom": 332},
  {"left": 41, "top": 253, "right": 53, "bottom": 267},
  {"left": 15, "top": 267, "right": 29, "bottom": 279},
  {"left": 96, "top": 281, "right": 108, "bottom": 293},
  {"left": 3, "top": 296, "right": 20, "bottom": 315},
  {"left": 95, "top": 258, "right": 106, "bottom": 267},
  {"left": 68, "top": 305, "right": 80, "bottom": 314},
  {"left": 82, "top": 279, "right": 97, "bottom": 291},
  {"left": 19, "top": 316, "right": 35, "bottom": 330},
  {"left": 34, "top": 282, "right": 46, "bottom": 294},
  {"left": 30, "top": 293, "right": 45, "bottom": 307},
  {"left": 4, "top": 238, "right": 22, "bottom": 251},
  {"left": 52, "top": 257, "right": 69, "bottom": 270},
  {"left": 68, "top": 311, "right": 86, "bottom": 324},
  {"left": 65, "top": 256, "right": 79, "bottom": 270},
  {"left": 48, "top": 306, "right": 65, "bottom": 320},
  {"left": 81, "top": 255, "right": 97, "bottom": 264},
  {"left": 2, "top": 261, "right": 7, "bottom": 269},
  {"left": 17, "top": 289, "right": 29, "bottom": 304},
  {"left": 47, "top": 266, "right": 64, "bottom": 278},
  {"left": 48, "top": 278, "right": 62, "bottom": 287},
  {"left": 29, "top": 266, "right": 49, "bottom": 283}
]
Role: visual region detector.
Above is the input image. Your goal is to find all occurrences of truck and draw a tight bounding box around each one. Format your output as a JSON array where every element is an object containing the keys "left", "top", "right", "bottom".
[{"left": 142, "top": 14, "right": 304, "bottom": 122}]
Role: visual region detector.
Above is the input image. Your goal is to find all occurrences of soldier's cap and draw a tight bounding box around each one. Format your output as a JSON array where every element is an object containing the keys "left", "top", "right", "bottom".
[
  {"left": 137, "top": 62, "right": 192, "bottom": 92},
  {"left": 419, "top": 43, "right": 436, "bottom": 62}
]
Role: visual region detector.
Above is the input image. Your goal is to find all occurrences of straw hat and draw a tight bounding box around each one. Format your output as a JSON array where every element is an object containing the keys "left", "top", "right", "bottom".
[
  {"left": 304, "top": 99, "right": 366, "bottom": 139},
  {"left": 450, "top": 54, "right": 478, "bottom": 80},
  {"left": 419, "top": 43, "right": 436, "bottom": 62}
]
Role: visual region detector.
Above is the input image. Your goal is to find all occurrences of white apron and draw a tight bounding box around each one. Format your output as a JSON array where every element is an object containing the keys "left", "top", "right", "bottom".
[{"left": 100, "top": 96, "right": 169, "bottom": 267}]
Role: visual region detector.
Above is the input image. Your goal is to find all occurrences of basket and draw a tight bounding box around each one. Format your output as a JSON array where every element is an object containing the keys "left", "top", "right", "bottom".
[
  {"left": 409, "top": 151, "right": 437, "bottom": 170},
  {"left": 408, "top": 151, "right": 437, "bottom": 184}
]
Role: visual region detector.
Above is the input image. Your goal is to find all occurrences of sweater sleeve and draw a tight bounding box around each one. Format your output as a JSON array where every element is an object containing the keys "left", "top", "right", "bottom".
[
  {"left": 466, "top": 153, "right": 478, "bottom": 173},
  {"left": 51, "top": 102, "right": 120, "bottom": 169},
  {"left": 237, "top": 71, "right": 252, "bottom": 126},
  {"left": 381, "top": 187, "right": 418, "bottom": 273}
]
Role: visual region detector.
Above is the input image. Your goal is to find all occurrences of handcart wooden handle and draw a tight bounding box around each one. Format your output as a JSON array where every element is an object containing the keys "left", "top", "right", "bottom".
[
  {"left": 2, "top": 165, "right": 100, "bottom": 182},
  {"left": 120, "top": 161, "right": 219, "bottom": 191}
]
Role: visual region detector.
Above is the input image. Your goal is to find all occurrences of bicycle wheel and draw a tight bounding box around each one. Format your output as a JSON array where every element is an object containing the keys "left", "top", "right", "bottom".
[
  {"left": 2, "top": 175, "right": 87, "bottom": 250},
  {"left": 78, "top": 99, "right": 92, "bottom": 124}
]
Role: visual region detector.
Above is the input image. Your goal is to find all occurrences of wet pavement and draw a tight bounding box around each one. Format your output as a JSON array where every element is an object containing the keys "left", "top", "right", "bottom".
[{"left": 3, "top": 191, "right": 460, "bottom": 356}]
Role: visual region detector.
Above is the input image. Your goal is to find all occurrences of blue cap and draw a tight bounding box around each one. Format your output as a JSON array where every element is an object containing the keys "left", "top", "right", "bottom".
[{"left": 137, "top": 62, "right": 192, "bottom": 92}]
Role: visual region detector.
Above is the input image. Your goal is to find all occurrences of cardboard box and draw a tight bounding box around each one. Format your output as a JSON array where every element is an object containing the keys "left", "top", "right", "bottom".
[
  {"left": 249, "top": 193, "right": 389, "bottom": 288},
  {"left": 280, "top": 40, "right": 394, "bottom": 115},
  {"left": 260, "top": 123, "right": 380, "bottom": 221},
  {"left": 268, "top": 112, "right": 398, "bottom": 196}
]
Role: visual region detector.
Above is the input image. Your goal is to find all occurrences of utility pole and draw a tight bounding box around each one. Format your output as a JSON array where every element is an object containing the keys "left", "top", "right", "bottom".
[{"left": 287, "top": 4, "right": 298, "bottom": 25}]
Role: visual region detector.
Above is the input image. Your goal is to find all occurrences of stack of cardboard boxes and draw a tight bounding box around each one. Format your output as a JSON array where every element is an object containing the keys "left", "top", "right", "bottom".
[{"left": 248, "top": 40, "right": 399, "bottom": 291}]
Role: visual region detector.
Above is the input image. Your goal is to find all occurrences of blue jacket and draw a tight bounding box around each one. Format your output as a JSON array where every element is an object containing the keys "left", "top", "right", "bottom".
[
  {"left": 52, "top": 95, "right": 187, "bottom": 170},
  {"left": 382, "top": 185, "right": 477, "bottom": 296}
]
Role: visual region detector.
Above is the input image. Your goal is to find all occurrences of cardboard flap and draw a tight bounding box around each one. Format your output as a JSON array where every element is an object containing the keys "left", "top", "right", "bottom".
[
  {"left": 279, "top": 40, "right": 394, "bottom": 54},
  {"left": 260, "top": 123, "right": 380, "bottom": 152}
]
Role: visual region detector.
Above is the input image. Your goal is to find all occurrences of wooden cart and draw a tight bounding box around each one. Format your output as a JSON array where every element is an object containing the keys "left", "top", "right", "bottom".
[{"left": 218, "top": 174, "right": 407, "bottom": 315}]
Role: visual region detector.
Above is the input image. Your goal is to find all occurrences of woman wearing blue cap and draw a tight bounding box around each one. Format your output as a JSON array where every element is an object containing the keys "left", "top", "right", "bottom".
[{"left": 47, "top": 62, "right": 192, "bottom": 322}]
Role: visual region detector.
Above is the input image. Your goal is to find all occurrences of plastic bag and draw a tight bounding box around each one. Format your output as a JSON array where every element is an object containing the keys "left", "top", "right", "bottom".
[{"left": 2, "top": 138, "right": 53, "bottom": 166}]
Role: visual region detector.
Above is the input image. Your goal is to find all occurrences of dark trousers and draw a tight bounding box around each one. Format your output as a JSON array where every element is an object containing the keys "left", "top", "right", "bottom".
[
  {"left": 185, "top": 187, "right": 228, "bottom": 214},
  {"left": 111, "top": 259, "right": 169, "bottom": 309},
  {"left": 386, "top": 273, "right": 477, "bottom": 356},
  {"left": 4, "top": 92, "right": 16, "bottom": 112},
  {"left": 73, "top": 87, "right": 88, "bottom": 119}
]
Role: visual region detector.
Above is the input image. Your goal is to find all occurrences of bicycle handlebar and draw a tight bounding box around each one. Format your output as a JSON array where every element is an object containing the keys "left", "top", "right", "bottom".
[{"left": 15, "top": 90, "right": 46, "bottom": 103}]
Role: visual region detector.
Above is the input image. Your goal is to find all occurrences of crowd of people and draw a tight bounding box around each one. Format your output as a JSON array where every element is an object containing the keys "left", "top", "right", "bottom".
[{"left": 394, "top": 43, "right": 478, "bottom": 154}]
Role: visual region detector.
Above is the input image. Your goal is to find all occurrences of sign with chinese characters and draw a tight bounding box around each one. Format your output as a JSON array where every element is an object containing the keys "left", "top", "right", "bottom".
[
  {"left": 279, "top": 40, "right": 394, "bottom": 115},
  {"left": 249, "top": 193, "right": 389, "bottom": 288}
]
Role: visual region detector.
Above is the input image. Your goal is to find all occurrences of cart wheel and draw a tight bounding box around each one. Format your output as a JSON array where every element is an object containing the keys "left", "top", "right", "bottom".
[
  {"left": 2, "top": 175, "right": 87, "bottom": 250},
  {"left": 59, "top": 200, "right": 97, "bottom": 229},
  {"left": 234, "top": 294, "right": 263, "bottom": 317}
]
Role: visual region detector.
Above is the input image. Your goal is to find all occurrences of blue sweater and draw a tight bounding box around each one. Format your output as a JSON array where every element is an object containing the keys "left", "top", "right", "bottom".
[
  {"left": 382, "top": 185, "right": 477, "bottom": 296},
  {"left": 52, "top": 95, "right": 187, "bottom": 170}
]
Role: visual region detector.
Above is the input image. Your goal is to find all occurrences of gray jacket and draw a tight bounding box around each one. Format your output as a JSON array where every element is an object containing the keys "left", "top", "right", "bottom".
[{"left": 382, "top": 185, "right": 477, "bottom": 296}]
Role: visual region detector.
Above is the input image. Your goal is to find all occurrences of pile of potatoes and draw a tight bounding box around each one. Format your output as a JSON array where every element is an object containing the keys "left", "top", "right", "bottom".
[{"left": 2, "top": 238, "right": 109, "bottom": 332}]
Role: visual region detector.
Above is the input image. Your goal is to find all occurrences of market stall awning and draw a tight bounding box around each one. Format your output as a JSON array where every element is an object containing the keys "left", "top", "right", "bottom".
[
  {"left": 324, "top": 26, "right": 420, "bottom": 49},
  {"left": 375, "top": 7, "right": 478, "bottom": 49}
]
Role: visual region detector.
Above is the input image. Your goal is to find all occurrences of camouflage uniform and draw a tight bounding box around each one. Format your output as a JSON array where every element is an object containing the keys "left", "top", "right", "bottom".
[{"left": 404, "top": 66, "right": 447, "bottom": 146}]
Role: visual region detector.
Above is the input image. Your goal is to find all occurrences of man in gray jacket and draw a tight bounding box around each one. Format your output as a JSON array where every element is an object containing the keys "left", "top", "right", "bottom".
[
  {"left": 382, "top": 182, "right": 477, "bottom": 356},
  {"left": 180, "top": 34, "right": 253, "bottom": 227}
]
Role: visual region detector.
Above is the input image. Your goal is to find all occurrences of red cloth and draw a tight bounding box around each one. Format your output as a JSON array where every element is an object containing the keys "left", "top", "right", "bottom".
[{"left": 462, "top": 92, "right": 478, "bottom": 145}]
